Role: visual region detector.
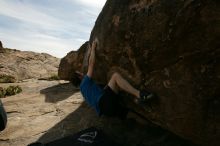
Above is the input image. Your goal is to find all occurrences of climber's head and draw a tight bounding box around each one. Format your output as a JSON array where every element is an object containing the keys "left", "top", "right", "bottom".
[{"left": 71, "top": 71, "right": 83, "bottom": 87}]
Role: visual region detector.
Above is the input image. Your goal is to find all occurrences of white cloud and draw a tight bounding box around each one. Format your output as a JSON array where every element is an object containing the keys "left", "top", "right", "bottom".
[
  {"left": 0, "top": 1, "right": 62, "bottom": 28},
  {"left": 0, "top": 31, "right": 75, "bottom": 57},
  {"left": 75, "top": 0, "right": 106, "bottom": 8},
  {"left": 0, "top": 0, "right": 106, "bottom": 58}
]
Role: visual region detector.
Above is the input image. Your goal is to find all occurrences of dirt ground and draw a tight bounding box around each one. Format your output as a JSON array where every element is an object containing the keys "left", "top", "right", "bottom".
[{"left": 0, "top": 79, "right": 196, "bottom": 146}]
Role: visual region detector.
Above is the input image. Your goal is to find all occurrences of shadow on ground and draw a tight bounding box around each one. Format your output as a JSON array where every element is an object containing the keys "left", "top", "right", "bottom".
[
  {"left": 37, "top": 101, "right": 197, "bottom": 146},
  {"left": 40, "top": 83, "right": 79, "bottom": 103}
]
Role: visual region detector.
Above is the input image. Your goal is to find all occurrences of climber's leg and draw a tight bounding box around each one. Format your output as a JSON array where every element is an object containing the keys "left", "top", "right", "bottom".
[
  {"left": 107, "top": 72, "right": 156, "bottom": 103},
  {"left": 107, "top": 72, "right": 140, "bottom": 98}
]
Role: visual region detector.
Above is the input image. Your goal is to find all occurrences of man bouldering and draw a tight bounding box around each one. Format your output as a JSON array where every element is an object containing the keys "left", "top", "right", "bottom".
[{"left": 72, "top": 39, "right": 156, "bottom": 118}]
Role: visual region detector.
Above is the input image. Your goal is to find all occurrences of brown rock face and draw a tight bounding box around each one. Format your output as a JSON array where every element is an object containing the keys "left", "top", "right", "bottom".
[
  {"left": 58, "top": 42, "right": 88, "bottom": 80},
  {"left": 59, "top": 0, "right": 220, "bottom": 145}
]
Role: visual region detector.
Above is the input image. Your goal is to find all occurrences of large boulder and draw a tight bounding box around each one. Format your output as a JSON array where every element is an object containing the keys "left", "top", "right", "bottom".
[
  {"left": 58, "top": 42, "right": 88, "bottom": 80},
  {"left": 59, "top": 0, "right": 220, "bottom": 145}
]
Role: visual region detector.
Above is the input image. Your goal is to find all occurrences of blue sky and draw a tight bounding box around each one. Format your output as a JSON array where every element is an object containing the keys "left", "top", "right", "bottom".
[{"left": 0, "top": 0, "right": 106, "bottom": 58}]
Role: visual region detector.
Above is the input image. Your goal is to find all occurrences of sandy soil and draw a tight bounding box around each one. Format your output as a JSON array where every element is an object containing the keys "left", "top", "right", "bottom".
[{"left": 0, "top": 79, "right": 195, "bottom": 146}]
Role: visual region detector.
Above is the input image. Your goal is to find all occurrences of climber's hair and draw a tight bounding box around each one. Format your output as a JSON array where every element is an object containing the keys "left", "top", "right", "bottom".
[{"left": 71, "top": 72, "right": 83, "bottom": 87}]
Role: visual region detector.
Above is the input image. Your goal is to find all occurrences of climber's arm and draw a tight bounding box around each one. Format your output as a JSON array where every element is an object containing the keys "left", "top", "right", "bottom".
[{"left": 86, "top": 41, "right": 96, "bottom": 78}]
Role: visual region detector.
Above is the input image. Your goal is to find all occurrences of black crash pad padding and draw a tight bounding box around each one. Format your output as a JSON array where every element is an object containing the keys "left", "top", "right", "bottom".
[{"left": 28, "top": 127, "right": 119, "bottom": 146}]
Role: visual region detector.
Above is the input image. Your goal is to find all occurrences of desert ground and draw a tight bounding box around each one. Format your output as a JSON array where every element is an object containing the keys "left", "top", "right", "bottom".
[{"left": 0, "top": 79, "right": 195, "bottom": 146}]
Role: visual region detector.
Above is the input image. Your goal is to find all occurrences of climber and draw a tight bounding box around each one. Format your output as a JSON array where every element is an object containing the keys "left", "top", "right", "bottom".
[{"left": 72, "top": 39, "right": 155, "bottom": 118}]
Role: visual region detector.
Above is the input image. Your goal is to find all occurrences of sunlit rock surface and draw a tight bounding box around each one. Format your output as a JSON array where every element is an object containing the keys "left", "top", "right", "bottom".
[{"left": 0, "top": 42, "right": 60, "bottom": 81}]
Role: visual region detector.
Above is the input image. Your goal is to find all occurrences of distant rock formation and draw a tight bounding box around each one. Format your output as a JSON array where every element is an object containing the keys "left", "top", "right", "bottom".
[
  {"left": 59, "top": 0, "right": 220, "bottom": 145},
  {"left": 0, "top": 44, "right": 60, "bottom": 81}
]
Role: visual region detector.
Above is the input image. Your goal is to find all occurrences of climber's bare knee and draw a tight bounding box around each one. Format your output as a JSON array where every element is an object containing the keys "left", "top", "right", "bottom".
[{"left": 107, "top": 72, "right": 120, "bottom": 93}]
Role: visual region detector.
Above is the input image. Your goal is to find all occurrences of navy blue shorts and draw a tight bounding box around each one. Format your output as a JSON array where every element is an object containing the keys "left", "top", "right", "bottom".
[{"left": 98, "top": 86, "right": 128, "bottom": 119}]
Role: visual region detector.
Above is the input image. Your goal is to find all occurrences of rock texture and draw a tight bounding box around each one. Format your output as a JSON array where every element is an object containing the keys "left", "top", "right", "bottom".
[
  {"left": 0, "top": 43, "right": 60, "bottom": 81},
  {"left": 59, "top": 0, "right": 220, "bottom": 145},
  {"left": 0, "top": 80, "right": 82, "bottom": 146},
  {"left": 58, "top": 42, "right": 88, "bottom": 80},
  {"left": 0, "top": 80, "right": 195, "bottom": 146}
]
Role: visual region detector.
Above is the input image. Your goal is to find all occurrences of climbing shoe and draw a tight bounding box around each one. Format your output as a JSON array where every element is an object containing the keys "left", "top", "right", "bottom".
[{"left": 138, "top": 90, "right": 155, "bottom": 104}]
